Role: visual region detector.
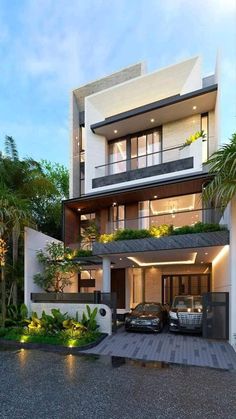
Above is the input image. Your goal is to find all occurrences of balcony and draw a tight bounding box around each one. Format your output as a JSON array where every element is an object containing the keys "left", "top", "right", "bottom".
[
  {"left": 92, "top": 138, "right": 206, "bottom": 189},
  {"left": 106, "top": 208, "right": 221, "bottom": 234}
]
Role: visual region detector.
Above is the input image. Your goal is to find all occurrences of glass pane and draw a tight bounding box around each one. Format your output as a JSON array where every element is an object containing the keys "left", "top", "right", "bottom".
[
  {"left": 190, "top": 275, "right": 199, "bottom": 295},
  {"left": 131, "top": 137, "right": 138, "bottom": 170},
  {"left": 138, "top": 201, "right": 149, "bottom": 229},
  {"left": 147, "top": 131, "right": 161, "bottom": 166},
  {"left": 172, "top": 276, "right": 180, "bottom": 302},
  {"left": 180, "top": 276, "right": 189, "bottom": 295},
  {"left": 109, "top": 140, "right": 127, "bottom": 174},
  {"left": 201, "top": 114, "right": 208, "bottom": 162},
  {"left": 137, "top": 135, "right": 146, "bottom": 168}
]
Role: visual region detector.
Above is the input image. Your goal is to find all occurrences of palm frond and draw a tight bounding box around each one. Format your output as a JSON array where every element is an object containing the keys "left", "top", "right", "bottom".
[{"left": 4, "top": 135, "right": 19, "bottom": 161}]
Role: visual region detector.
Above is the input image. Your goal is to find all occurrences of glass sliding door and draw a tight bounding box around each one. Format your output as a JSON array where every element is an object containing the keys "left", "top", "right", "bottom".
[
  {"left": 108, "top": 140, "right": 127, "bottom": 174},
  {"left": 130, "top": 129, "right": 162, "bottom": 170},
  {"left": 110, "top": 204, "right": 125, "bottom": 231}
]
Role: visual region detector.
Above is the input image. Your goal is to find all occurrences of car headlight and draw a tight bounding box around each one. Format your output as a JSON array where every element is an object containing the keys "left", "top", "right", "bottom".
[
  {"left": 169, "top": 311, "right": 178, "bottom": 319},
  {"left": 151, "top": 318, "right": 160, "bottom": 324}
]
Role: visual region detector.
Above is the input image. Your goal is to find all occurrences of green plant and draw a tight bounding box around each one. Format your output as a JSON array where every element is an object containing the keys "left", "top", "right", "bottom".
[
  {"left": 81, "top": 305, "right": 99, "bottom": 332},
  {"left": 5, "top": 303, "right": 28, "bottom": 327},
  {"left": 80, "top": 221, "right": 99, "bottom": 249},
  {"left": 180, "top": 130, "right": 206, "bottom": 149},
  {"left": 33, "top": 242, "right": 80, "bottom": 292},
  {"left": 74, "top": 249, "right": 93, "bottom": 257},
  {"left": 203, "top": 132, "right": 236, "bottom": 209},
  {"left": 114, "top": 228, "right": 152, "bottom": 241},
  {"left": 99, "top": 233, "right": 115, "bottom": 243},
  {"left": 172, "top": 222, "right": 225, "bottom": 235},
  {"left": 149, "top": 224, "right": 173, "bottom": 237}
]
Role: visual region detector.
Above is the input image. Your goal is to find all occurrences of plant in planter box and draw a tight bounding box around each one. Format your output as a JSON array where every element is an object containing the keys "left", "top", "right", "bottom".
[
  {"left": 180, "top": 130, "right": 206, "bottom": 149},
  {"left": 33, "top": 242, "right": 80, "bottom": 293}
]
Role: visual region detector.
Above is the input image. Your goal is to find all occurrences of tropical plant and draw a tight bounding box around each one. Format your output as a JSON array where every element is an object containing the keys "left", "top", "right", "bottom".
[
  {"left": 203, "top": 133, "right": 236, "bottom": 209},
  {"left": 80, "top": 221, "right": 99, "bottom": 249},
  {"left": 33, "top": 242, "right": 80, "bottom": 292},
  {"left": 5, "top": 303, "right": 28, "bottom": 327},
  {"left": 81, "top": 305, "right": 99, "bottom": 331},
  {"left": 180, "top": 130, "right": 206, "bottom": 149},
  {"left": 0, "top": 238, "right": 7, "bottom": 326}
]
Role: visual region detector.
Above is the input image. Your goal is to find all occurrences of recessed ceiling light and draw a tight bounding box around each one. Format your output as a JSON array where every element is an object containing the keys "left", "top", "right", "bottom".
[
  {"left": 114, "top": 129, "right": 118, "bottom": 134},
  {"left": 205, "top": 252, "right": 208, "bottom": 255},
  {"left": 112, "top": 202, "right": 117, "bottom": 206},
  {"left": 150, "top": 118, "right": 155, "bottom": 123},
  {"left": 77, "top": 208, "right": 81, "bottom": 211},
  {"left": 154, "top": 195, "right": 158, "bottom": 199},
  {"left": 201, "top": 261, "right": 204, "bottom": 264},
  {"left": 193, "top": 105, "right": 197, "bottom": 110},
  {"left": 119, "top": 258, "right": 122, "bottom": 261}
]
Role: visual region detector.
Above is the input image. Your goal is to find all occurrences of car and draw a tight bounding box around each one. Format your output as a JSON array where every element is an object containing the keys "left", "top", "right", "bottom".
[
  {"left": 125, "top": 302, "right": 167, "bottom": 333},
  {"left": 169, "top": 295, "right": 203, "bottom": 333}
]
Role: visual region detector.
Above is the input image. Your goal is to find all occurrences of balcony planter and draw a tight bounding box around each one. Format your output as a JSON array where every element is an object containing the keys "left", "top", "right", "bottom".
[{"left": 179, "top": 137, "right": 203, "bottom": 170}]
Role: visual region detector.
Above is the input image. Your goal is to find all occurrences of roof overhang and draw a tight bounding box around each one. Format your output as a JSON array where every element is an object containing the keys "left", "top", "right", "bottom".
[
  {"left": 91, "top": 85, "right": 217, "bottom": 140},
  {"left": 63, "top": 172, "right": 210, "bottom": 213}
]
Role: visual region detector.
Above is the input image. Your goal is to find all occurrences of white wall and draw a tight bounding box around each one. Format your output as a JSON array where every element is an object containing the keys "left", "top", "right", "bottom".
[
  {"left": 24, "top": 228, "right": 62, "bottom": 311},
  {"left": 31, "top": 302, "right": 112, "bottom": 335}
]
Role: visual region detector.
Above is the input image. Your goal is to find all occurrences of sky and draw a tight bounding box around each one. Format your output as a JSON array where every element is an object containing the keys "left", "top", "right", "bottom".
[{"left": 0, "top": 0, "right": 235, "bottom": 167}]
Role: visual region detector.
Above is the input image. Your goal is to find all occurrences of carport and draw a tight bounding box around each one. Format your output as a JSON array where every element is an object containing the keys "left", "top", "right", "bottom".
[{"left": 83, "top": 326, "right": 236, "bottom": 370}]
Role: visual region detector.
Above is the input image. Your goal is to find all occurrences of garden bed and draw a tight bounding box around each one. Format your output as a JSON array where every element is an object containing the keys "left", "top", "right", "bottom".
[{"left": 0, "top": 330, "right": 107, "bottom": 353}]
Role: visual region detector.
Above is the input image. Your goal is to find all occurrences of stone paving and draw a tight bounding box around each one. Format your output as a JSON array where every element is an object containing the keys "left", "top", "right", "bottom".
[{"left": 83, "top": 327, "right": 236, "bottom": 370}]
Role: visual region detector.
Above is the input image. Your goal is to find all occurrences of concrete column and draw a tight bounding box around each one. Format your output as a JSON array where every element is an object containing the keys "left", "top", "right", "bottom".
[{"left": 102, "top": 256, "right": 111, "bottom": 293}]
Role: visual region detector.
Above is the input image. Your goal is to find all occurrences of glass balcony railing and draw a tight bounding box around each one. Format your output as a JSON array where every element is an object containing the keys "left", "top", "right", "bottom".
[{"left": 106, "top": 208, "right": 221, "bottom": 234}]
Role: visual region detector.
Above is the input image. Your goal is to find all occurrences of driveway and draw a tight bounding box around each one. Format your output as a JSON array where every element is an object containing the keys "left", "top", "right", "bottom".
[
  {"left": 0, "top": 348, "right": 236, "bottom": 419},
  {"left": 83, "top": 327, "right": 236, "bottom": 370}
]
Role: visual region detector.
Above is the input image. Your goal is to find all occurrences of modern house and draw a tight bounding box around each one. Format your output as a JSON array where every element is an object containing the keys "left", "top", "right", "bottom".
[{"left": 24, "top": 56, "right": 235, "bottom": 348}]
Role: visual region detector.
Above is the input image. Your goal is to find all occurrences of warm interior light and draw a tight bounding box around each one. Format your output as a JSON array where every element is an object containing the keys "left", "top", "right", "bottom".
[
  {"left": 112, "top": 202, "right": 117, "bottom": 206},
  {"left": 77, "top": 208, "right": 81, "bottom": 211},
  {"left": 153, "top": 195, "right": 158, "bottom": 199},
  {"left": 127, "top": 253, "right": 197, "bottom": 267}
]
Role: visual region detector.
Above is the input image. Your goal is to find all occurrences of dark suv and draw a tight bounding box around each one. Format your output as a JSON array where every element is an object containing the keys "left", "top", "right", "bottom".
[{"left": 169, "top": 295, "right": 203, "bottom": 333}]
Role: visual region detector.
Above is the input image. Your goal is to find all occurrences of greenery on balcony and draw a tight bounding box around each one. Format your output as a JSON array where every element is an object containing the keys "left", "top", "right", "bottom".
[
  {"left": 98, "top": 222, "right": 226, "bottom": 243},
  {"left": 180, "top": 130, "right": 206, "bottom": 149}
]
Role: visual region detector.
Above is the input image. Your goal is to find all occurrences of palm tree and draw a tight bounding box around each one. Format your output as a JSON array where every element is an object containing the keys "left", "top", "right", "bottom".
[
  {"left": 0, "top": 188, "right": 33, "bottom": 305},
  {"left": 203, "top": 133, "right": 236, "bottom": 209}
]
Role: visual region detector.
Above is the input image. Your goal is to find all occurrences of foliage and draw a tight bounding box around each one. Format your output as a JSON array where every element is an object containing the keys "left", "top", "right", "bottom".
[
  {"left": 149, "top": 224, "right": 173, "bottom": 237},
  {"left": 5, "top": 303, "right": 28, "bottom": 327},
  {"left": 74, "top": 249, "right": 93, "bottom": 257},
  {"left": 98, "top": 222, "right": 224, "bottom": 243},
  {"left": 0, "top": 307, "right": 100, "bottom": 347},
  {"left": 81, "top": 305, "right": 99, "bottom": 331},
  {"left": 180, "top": 130, "right": 206, "bottom": 149},
  {"left": 172, "top": 222, "right": 226, "bottom": 235},
  {"left": 203, "top": 133, "right": 236, "bottom": 209},
  {"left": 0, "top": 238, "right": 7, "bottom": 267},
  {"left": 33, "top": 242, "right": 80, "bottom": 293},
  {"left": 80, "top": 221, "right": 99, "bottom": 249}
]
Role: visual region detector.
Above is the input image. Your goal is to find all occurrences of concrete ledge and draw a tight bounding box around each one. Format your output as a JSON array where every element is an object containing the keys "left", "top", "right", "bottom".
[
  {"left": 92, "top": 158, "right": 193, "bottom": 188},
  {"left": 93, "top": 230, "right": 229, "bottom": 256}
]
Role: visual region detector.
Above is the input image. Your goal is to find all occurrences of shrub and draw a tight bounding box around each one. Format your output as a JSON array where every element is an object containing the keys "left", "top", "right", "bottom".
[
  {"left": 99, "top": 233, "right": 115, "bottom": 243},
  {"left": 172, "top": 222, "right": 225, "bottom": 235},
  {"left": 114, "top": 228, "right": 152, "bottom": 241},
  {"left": 75, "top": 249, "right": 93, "bottom": 257},
  {"left": 149, "top": 224, "right": 173, "bottom": 237},
  {"left": 81, "top": 305, "right": 99, "bottom": 332},
  {"left": 5, "top": 304, "right": 28, "bottom": 327}
]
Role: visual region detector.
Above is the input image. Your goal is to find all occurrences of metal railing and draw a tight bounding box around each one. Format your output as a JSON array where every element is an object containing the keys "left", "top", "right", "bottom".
[
  {"left": 106, "top": 208, "right": 221, "bottom": 234},
  {"left": 94, "top": 142, "right": 200, "bottom": 178}
]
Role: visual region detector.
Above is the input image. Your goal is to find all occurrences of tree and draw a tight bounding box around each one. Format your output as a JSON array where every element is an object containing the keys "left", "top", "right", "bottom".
[
  {"left": 34, "top": 242, "right": 80, "bottom": 293},
  {"left": 203, "top": 133, "right": 236, "bottom": 209}
]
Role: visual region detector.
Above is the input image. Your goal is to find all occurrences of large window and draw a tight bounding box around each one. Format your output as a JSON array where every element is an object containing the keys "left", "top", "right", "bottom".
[
  {"left": 138, "top": 193, "right": 202, "bottom": 229},
  {"left": 110, "top": 204, "right": 125, "bottom": 231},
  {"left": 108, "top": 140, "right": 127, "bottom": 174},
  {"left": 108, "top": 127, "right": 162, "bottom": 174},
  {"left": 131, "top": 130, "right": 161, "bottom": 169}
]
